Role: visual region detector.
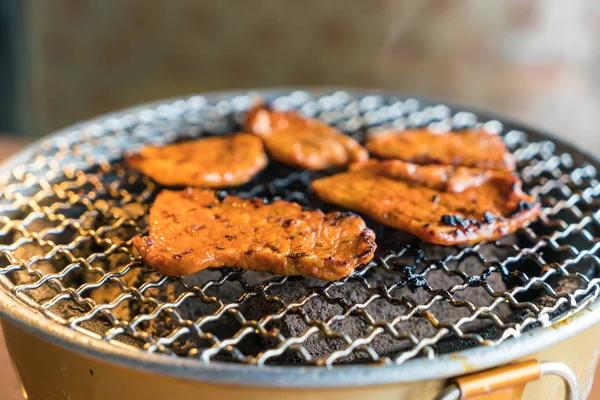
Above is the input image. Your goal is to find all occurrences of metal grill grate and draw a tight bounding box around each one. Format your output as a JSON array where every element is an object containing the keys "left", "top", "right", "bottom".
[{"left": 0, "top": 90, "right": 599, "bottom": 367}]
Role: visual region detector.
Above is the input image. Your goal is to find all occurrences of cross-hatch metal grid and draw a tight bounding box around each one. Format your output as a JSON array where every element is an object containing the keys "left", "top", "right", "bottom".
[{"left": 0, "top": 91, "right": 599, "bottom": 367}]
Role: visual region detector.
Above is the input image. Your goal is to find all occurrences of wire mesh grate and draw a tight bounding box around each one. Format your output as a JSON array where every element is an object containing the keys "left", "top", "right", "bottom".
[{"left": 0, "top": 90, "right": 599, "bottom": 366}]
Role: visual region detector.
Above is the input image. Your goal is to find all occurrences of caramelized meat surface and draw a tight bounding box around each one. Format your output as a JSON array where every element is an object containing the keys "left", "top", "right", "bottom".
[
  {"left": 312, "top": 160, "right": 540, "bottom": 245},
  {"left": 246, "top": 104, "right": 368, "bottom": 170},
  {"left": 126, "top": 133, "right": 267, "bottom": 187},
  {"left": 366, "top": 129, "right": 516, "bottom": 173},
  {"left": 349, "top": 159, "right": 497, "bottom": 194},
  {"left": 134, "top": 189, "right": 376, "bottom": 280}
]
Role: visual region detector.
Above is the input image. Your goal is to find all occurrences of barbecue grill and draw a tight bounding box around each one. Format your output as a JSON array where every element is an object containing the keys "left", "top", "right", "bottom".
[{"left": 1, "top": 88, "right": 599, "bottom": 400}]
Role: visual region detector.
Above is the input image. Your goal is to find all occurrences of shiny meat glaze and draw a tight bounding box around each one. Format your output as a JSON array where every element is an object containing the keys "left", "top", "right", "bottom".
[
  {"left": 350, "top": 159, "right": 498, "bottom": 193},
  {"left": 246, "top": 104, "right": 368, "bottom": 170},
  {"left": 126, "top": 133, "right": 267, "bottom": 187},
  {"left": 312, "top": 159, "right": 540, "bottom": 245},
  {"left": 366, "top": 129, "right": 516, "bottom": 172},
  {"left": 134, "top": 188, "right": 376, "bottom": 280}
]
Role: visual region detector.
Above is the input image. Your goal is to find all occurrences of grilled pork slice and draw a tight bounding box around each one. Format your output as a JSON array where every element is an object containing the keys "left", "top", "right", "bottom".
[
  {"left": 126, "top": 133, "right": 267, "bottom": 187},
  {"left": 245, "top": 103, "right": 368, "bottom": 170},
  {"left": 133, "top": 188, "right": 376, "bottom": 280},
  {"left": 365, "top": 129, "right": 516, "bottom": 173},
  {"left": 312, "top": 160, "right": 540, "bottom": 245}
]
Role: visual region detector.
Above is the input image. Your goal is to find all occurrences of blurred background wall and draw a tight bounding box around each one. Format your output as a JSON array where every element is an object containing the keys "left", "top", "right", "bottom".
[{"left": 3, "top": 0, "right": 600, "bottom": 150}]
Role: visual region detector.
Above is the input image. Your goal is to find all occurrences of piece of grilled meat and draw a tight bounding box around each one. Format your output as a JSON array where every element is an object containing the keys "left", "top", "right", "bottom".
[
  {"left": 366, "top": 129, "right": 516, "bottom": 173},
  {"left": 133, "top": 188, "right": 376, "bottom": 280},
  {"left": 126, "top": 133, "right": 267, "bottom": 187},
  {"left": 312, "top": 159, "right": 540, "bottom": 245},
  {"left": 245, "top": 103, "right": 368, "bottom": 170}
]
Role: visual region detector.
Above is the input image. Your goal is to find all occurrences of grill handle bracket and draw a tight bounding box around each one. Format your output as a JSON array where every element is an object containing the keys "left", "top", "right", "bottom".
[{"left": 436, "top": 360, "right": 578, "bottom": 400}]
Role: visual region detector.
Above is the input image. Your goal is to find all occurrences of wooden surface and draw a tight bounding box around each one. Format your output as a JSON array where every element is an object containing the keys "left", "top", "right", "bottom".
[
  {"left": 0, "top": 138, "right": 32, "bottom": 400},
  {"left": 0, "top": 135, "right": 599, "bottom": 399}
]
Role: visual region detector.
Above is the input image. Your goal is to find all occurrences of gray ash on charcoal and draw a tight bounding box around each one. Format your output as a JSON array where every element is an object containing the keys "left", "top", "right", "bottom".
[
  {"left": 512, "top": 275, "right": 590, "bottom": 328},
  {"left": 433, "top": 308, "right": 533, "bottom": 355},
  {"left": 214, "top": 242, "right": 516, "bottom": 364},
  {"left": 510, "top": 235, "right": 598, "bottom": 303},
  {"left": 51, "top": 297, "right": 143, "bottom": 347},
  {"left": 536, "top": 275, "right": 587, "bottom": 308}
]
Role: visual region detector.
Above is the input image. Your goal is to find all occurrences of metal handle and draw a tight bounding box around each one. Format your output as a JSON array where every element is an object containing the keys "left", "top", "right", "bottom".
[{"left": 436, "top": 360, "right": 579, "bottom": 400}]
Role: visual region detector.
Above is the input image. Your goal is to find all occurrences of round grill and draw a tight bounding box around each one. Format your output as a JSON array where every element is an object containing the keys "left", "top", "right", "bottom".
[{"left": 0, "top": 89, "right": 599, "bottom": 369}]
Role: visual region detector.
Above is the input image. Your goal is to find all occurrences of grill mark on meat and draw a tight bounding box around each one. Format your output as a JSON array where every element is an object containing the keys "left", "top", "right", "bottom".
[
  {"left": 265, "top": 244, "right": 281, "bottom": 254},
  {"left": 288, "top": 253, "right": 308, "bottom": 259}
]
